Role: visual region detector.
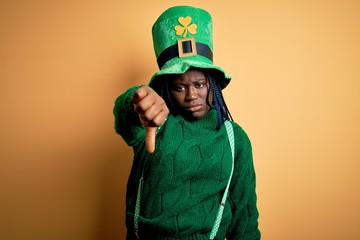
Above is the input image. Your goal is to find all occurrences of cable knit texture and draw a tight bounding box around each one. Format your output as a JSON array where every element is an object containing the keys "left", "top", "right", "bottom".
[{"left": 113, "top": 86, "right": 260, "bottom": 240}]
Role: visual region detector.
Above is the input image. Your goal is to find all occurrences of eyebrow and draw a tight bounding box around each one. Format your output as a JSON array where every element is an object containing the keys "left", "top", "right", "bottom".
[{"left": 172, "top": 78, "right": 207, "bottom": 84}]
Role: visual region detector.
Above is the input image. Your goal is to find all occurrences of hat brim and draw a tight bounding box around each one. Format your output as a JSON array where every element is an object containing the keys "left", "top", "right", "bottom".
[{"left": 149, "top": 56, "right": 231, "bottom": 93}]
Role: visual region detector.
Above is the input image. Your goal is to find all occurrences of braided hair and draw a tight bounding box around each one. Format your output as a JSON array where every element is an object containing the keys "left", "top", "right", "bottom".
[
  {"left": 206, "top": 72, "right": 233, "bottom": 129},
  {"left": 159, "top": 70, "right": 233, "bottom": 130}
]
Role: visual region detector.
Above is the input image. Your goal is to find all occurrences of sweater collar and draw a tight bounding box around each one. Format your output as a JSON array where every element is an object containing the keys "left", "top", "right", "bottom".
[{"left": 172, "top": 108, "right": 218, "bottom": 130}]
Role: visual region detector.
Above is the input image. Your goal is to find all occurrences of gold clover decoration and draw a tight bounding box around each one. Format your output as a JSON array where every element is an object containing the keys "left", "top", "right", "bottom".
[{"left": 174, "top": 16, "right": 197, "bottom": 38}]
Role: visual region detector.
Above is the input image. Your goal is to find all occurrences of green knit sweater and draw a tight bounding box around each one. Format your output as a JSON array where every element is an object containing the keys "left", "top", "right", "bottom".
[{"left": 114, "top": 86, "right": 260, "bottom": 240}]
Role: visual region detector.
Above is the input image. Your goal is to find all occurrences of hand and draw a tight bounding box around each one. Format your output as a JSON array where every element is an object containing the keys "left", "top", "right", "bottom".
[{"left": 131, "top": 86, "right": 169, "bottom": 153}]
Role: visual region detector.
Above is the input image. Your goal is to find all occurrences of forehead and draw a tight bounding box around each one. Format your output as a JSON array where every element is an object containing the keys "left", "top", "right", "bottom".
[{"left": 173, "top": 69, "right": 207, "bottom": 83}]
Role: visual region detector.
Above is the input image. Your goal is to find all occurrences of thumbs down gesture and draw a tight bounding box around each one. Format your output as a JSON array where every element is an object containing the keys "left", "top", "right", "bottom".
[{"left": 131, "top": 86, "right": 169, "bottom": 153}]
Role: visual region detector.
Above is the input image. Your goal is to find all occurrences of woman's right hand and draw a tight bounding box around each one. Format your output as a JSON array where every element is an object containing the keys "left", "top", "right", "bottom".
[{"left": 131, "top": 86, "right": 169, "bottom": 153}]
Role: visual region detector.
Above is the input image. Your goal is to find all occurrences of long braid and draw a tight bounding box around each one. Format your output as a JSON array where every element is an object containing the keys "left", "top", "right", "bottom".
[
  {"left": 159, "top": 79, "right": 176, "bottom": 112},
  {"left": 207, "top": 72, "right": 233, "bottom": 129}
]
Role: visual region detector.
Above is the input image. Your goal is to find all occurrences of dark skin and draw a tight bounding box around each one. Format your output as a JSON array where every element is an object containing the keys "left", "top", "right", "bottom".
[
  {"left": 132, "top": 69, "right": 212, "bottom": 153},
  {"left": 170, "top": 69, "right": 212, "bottom": 120}
]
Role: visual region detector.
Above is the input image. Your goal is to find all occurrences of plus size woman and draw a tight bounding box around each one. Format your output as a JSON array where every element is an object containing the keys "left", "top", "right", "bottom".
[{"left": 113, "top": 6, "right": 261, "bottom": 240}]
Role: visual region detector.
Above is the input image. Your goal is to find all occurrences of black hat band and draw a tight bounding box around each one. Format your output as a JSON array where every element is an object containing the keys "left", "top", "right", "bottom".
[{"left": 156, "top": 38, "right": 213, "bottom": 69}]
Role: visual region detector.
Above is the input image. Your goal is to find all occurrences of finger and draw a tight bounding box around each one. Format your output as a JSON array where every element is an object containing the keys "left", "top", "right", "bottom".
[
  {"left": 131, "top": 87, "right": 148, "bottom": 104},
  {"left": 145, "top": 126, "right": 157, "bottom": 154},
  {"left": 150, "top": 109, "right": 169, "bottom": 127},
  {"left": 140, "top": 103, "right": 161, "bottom": 123},
  {"left": 134, "top": 98, "right": 154, "bottom": 115},
  {"left": 132, "top": 86, "right": 155, "bottom": 105}
]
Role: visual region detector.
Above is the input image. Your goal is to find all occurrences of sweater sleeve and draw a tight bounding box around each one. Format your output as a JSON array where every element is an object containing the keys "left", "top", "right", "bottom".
[
  {"left": 113, "top": 86, "right": 145, "bottom": 146},
  {"left": 226, "top": 123, "right": 261, "bottom": 240}
]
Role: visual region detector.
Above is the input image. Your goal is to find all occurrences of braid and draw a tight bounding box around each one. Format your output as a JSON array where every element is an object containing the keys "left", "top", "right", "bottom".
[
  {"left": 159, "top": 79, "right": 176, "bottom": 112},
  {"left": 207, "top": 72, "right": 233, "bottom": 129}
]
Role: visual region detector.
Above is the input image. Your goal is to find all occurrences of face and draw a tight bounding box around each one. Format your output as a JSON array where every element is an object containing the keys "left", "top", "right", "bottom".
[{"left": 170, "top": 69, "right": 212, "bottom": 120}]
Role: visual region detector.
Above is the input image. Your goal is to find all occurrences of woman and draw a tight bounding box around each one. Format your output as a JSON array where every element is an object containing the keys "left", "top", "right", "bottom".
[{"left": 114, "top": 6, "right": 261, "bottom": 240}]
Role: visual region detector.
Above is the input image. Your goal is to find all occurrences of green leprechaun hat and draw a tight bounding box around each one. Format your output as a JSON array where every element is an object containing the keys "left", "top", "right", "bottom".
[{"left": 149, "top": 6, "right": 231, "bottom": 92}]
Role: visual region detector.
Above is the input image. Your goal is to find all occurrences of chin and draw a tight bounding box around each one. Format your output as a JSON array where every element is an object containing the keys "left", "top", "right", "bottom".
[
  {"left": 187, "top": 112, "right": 206, "bottom": 121},
  {"left": 179, "top": 107, "right": 209, "bottom": 121}
]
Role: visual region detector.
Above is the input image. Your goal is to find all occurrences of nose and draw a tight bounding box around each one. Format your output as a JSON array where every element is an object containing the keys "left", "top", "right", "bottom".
[{"left": 185, "top": 87, "right": 198, "bottom": 101}]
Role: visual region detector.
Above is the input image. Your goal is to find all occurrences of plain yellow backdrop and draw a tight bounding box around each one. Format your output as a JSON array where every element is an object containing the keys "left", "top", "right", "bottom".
[{"left": 1, "top": 1, "right": 359, "bottom": 240}]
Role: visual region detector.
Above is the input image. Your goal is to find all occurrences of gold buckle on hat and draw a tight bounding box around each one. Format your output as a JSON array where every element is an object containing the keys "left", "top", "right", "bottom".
[{"left": 177, "top": 38, "right": 197, "bottom": 58}]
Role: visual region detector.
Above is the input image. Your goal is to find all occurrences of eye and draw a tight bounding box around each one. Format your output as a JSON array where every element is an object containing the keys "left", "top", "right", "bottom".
[
  {"left": 172, "top": 85, "right": 185, "bottom": 92},
  {"left": 195, "top": 82, "right": 206, "bottom": 88}
]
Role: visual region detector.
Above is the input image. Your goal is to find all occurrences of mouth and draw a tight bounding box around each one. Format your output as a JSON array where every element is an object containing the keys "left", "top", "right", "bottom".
[{"left": 185, "top": 104, "right": 202, "bottom": 113}]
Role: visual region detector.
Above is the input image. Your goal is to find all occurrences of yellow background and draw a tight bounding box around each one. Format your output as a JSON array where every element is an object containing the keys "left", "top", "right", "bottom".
[{"left": 1, "top": 1, "right": 359, "bottom": 239}]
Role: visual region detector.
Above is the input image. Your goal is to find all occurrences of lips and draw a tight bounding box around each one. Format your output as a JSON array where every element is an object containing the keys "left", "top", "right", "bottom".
[{"left": 185, "top": 104, "right": 202, "bottom": 113}]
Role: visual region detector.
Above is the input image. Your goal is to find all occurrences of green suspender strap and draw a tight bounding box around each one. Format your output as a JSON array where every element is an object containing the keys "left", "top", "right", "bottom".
[
  {"left": 133, "top": 120, "right": 235, "bottom": 240},
  {"left": 134, "top": 174, "right": 143, "bottom": 239},
  {"left": 209, "top": 120, "right": 235, "bottom": 239}
]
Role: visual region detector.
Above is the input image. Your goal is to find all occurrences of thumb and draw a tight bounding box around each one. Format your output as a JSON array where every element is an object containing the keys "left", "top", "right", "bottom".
[{"left": 145, "top": 126, "right": 157, "bottom": 154}]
